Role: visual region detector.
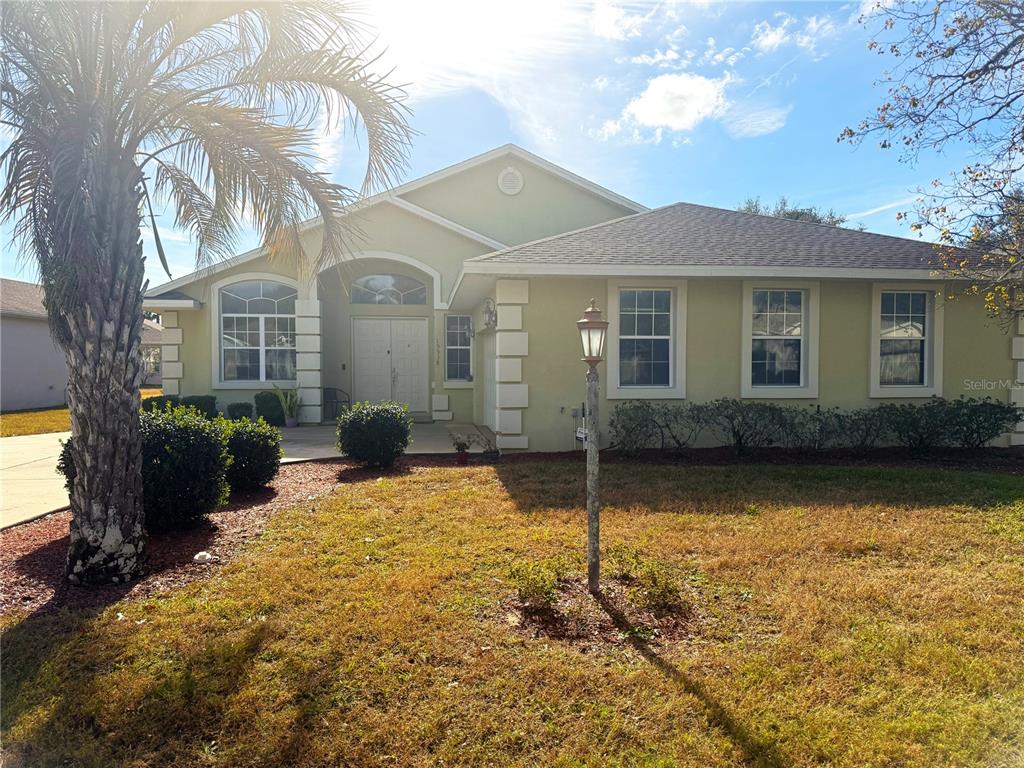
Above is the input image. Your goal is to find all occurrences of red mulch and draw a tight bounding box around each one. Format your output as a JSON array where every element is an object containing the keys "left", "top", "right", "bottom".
[{"left": 0, "top": 458, "right": 448, "bottom": 618}]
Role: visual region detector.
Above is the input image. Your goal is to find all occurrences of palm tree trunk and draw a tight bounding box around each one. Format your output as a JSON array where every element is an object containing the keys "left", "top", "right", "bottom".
[{"left": 58, "top": 157, "right": 148, "bottom": 585}]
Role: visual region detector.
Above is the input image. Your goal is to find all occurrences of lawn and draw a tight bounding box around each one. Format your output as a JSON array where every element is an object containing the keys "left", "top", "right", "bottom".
[
  {"left": 3, "top": 461, "right": 1024, "bottom": 767},
  {"left": 0, "top": 388, "right": 162, "bottom": 437}
]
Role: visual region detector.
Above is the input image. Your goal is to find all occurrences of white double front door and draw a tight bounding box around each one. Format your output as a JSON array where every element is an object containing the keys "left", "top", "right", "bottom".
[{"left": 352, "top": 317, "right": 429, "bottom": 412}]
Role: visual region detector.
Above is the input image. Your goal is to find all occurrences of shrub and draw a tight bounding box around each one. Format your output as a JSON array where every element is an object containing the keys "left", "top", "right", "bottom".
[
  {"left": 946, "top": 396, "right": 1021, "bottom": 449},
  {"left": 219, "top": 417, "right": 282, "bottom": 491},
  {"left": 509, "top": 558, "right": 568, "bottom": 609},
  {"left": 226, "top": 402, "right": 254, "bottom": 421},
  {"left": 879, "top": 399, "right": 951, "bottom": 452},
  {"left": 58, "top": 405, "right": 230, "bottom": 532},
  {"left": 254, "top": 390, "right": 285, "bottom": 426},
  {"left": 179, "top": 395, "right": 219, "bottom": 419},
  {"left": 141, "top": 394, "right": 180, "bottom": 412},
  {"left": 336, "top": 401, "right": 412, "bottom": 467},
  {"left": 779, "top": 405, "right": 846, "bottom": 451},
  {"left": 705, "top": 398, "right": 786, "bottom": 453},
  {"left": 609, "top": 401, "right": 708, "bottom": 454},
  {"left": 633, "top": 561, "right": 690, "bottom": 617},
  {"left": 606, "top": 544, "right": 645, "bottom": 580},
  {"left": 840, "top": 407, "right": 890, "bottom": 451}
]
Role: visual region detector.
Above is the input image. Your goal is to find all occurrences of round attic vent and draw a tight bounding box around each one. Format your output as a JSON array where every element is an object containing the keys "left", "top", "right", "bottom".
[{"left": 497, "top": 166, "right": 524, "bottom": 196}]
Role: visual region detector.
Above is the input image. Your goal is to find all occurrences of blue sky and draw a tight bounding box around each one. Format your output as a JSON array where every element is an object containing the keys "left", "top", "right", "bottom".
[{"left": 3, "top": 0, "right": 967, "bottom": 289}]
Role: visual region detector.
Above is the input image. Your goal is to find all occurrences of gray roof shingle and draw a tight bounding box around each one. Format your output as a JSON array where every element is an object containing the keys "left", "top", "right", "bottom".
[
  {"left": 0, "top": 278, "right": 47, "bottom": 318},
  {"left": 474, "top": 202, "right": 962, "bottom": 270}
]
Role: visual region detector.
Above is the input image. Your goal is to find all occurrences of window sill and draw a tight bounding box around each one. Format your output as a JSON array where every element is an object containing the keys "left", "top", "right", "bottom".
[
  {"left": 443, "top": 380, "right": 474, "bottom": 389},
  {"left": 869, "top": 384, "right": 941, "bottom": 399},
  {"left": 608, "top": 385, "right": 685, "bottom": 400},
  {"left": 741, "top": 384, "right": 818, "bottom": 399},
  {"left": 213, "top": 380, "right": 298, "bottom": 390}
]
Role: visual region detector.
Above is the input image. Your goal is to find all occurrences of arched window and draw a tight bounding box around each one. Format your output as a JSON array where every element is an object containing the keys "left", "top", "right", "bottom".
[
  {"left": 219, "top": 279, "right": 297, "bottom": 382},
  {"left": 351, "top": 274, "right": 426, "bottom": 305}
]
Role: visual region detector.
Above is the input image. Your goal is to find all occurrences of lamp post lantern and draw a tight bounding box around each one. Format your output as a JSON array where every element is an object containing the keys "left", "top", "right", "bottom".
[{"left": 577, "top": 299, "right": 609, "bottom": 595}]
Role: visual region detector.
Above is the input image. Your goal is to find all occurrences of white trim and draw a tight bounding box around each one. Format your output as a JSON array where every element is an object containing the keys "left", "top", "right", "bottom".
[
  {"left": 870, "top": 282, "right": 944, "bottom": 398},
  {"left": 606, "top": 278, "right": 687, "bottom": 400},
  {"left": 740, "top": 280, "right": 820, "bottom": 399},
  {"left": 142, "top": 298, "right": 201, "bottom": 310},
  {"left": 443, "top": 312, "right": 474, "bottom": 385},
  {"left": 209, "top": 272, "right": 301, "bottom": 390},
  {"left": 385, "top": 197, "right": 507, "bottom": 251},
  {"left": 461, "top": 261, "right": 949, "bottom": 280},
  {"left": 326, "top": 250, "right": 448, "bottom": 309}
]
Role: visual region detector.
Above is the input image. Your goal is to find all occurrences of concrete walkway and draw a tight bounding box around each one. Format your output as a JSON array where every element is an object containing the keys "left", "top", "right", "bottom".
[
  {"left": 0, "top": 422, "right": 487, "bottom": 528},
  {"left": 1, "top": 431, "right": 70, "bottom": 529}
]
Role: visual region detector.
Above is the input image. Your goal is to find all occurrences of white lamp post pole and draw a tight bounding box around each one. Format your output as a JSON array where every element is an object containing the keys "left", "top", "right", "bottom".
[{"left": 577, "top": 299, "right": 609, "bottom": 595}]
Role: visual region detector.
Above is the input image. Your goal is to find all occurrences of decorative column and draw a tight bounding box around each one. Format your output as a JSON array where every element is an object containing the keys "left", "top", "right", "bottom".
[
  {"left": 159, "top": 311, "right": 183, "bottom": 395},
  {"left": 1012, "top": 314, "right": 1024, "bottom": 446},
  {"left": 295, "top": 277, "right": 323, "bottom": 424},
  {"left": 494, "top": 279, "right": 529, "bottom": 449}
]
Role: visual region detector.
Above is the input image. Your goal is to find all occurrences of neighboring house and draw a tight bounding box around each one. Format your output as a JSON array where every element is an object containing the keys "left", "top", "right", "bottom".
[
  {"left": 143, "top": 144, "right": 1019, "bottom": 450},
  {"left": 0, "top": 278, "right": 163, "bottom": 411},
  {"left": 0, "top": 278, "right": 68, "bottom": 411}
]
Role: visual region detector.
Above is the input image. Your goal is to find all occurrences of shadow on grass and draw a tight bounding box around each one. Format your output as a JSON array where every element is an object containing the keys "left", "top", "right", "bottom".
[
  {"left": 595, "top": 591, "right": 787, "bottom": 768},
  {"left": 494, "top": 461, "right": 1024, "bottom": 515}
]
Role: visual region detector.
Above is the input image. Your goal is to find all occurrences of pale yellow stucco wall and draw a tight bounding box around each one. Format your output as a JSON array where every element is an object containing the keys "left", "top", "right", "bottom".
[{"left": 400, "top": 156, "right": 637, "bottom": 247}]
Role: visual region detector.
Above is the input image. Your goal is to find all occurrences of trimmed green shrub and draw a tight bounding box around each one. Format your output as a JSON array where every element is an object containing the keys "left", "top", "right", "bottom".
[
  {"left": 254, "top": 390, "right": 285, "bottom": 426},
  {"left": 779, "top": 405, "right": 846, "bottom": 451},
  {"left": 879, "top": 399, "right": 951, "bottom": 452},
  {"left": 226, "top": 402, "right": 255, "bottom": 421},
  {"left": 180, "top": 395, "right": 219, "bottom": 419},
  {"left": 946, "top": 396, "right": 1021, "bottom": 449},
  {"left": 336, "top": 401, "right": 412, "bottom": 467},
  {"left": 141, "top": 394, "right": 180, "bottom": 412},
  {"left": 841, "top": 407, "right": 891, "bottom": 451},
  {"left": 609, "top": 401, "right": 709, "bottom": 454},
  {"left": 58, "top": 405, "right": 230, "bottom": 532},
  {"left": 219, "top": 416, "right": 282, "bottom": 491},
  {"left": 706, "top": 398, "right": 787, "bottom": 454}
]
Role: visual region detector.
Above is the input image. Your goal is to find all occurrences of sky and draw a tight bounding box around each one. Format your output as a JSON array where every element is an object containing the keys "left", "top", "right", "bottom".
[{"left": 2, "top": 0, "right": 970, "bottom": 290}]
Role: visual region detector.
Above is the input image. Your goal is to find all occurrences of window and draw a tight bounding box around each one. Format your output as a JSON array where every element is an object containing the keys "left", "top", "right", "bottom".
[
  {"left": 618, "top": 289, "right": 671, "bottom": 387},
  {"left": 351, "top": 274, "right": 426, "bottom": 305},
  {"left": 219, "top": 279, "right": 296, "bottom": 382},
  {"left": 445, "top": 315, "right": 472, "bottom": 381},
  {"left": 741, "top": 281, "right": 819, "bottom": 399},
  {"left": 871, "top": 285, "right": 942, "bottom": 397},
  {"left": 751, "top": 289, "right": 803, "bottom": 387},
  {"left": 879, "top": 291, "right": 927, "bottom": 385}
]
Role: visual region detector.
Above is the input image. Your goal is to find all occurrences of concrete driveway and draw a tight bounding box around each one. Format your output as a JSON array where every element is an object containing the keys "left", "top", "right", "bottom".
[
  {"left": 1, "top": 431, "right": 70, "bottom": 528},
  {"left": 0, "top": 422, "right": 487, "bottom": 528}
]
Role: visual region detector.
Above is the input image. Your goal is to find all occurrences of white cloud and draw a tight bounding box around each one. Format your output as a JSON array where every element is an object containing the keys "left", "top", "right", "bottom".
[
  {"left": 593, "top": 75, "right": 611, "bottom": 92},
  {"left": 845, "top": 194, "right": 918, "bottom": 219},
  {"left": 630, "top": 47, "right": 683, "bottom": 68},
  {"left": 623, "top": 72, "right": 732, "bottom": 133},
  {"left": 591, "top": 1, "right": 650, "bottom": 40},
  {"left": 723, "top": 104, "right": 792, "bottom": 138},
  {"left": 795, "top": 16, "right": 838, "bottom": 57},
  {"left": 751, "top": 15, "right": 795, "bottom": 53}
]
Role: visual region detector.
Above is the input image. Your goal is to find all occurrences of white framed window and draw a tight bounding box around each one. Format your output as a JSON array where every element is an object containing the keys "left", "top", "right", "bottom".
[
  {"left": 445, "top": 315, "right": 472, "bottom": 381},
  {"left": 741, "top": 280, "right": 819, "bottom": 398},
  {"left": 351, "top": 273, "right": 426, "bottom": 305},
  {"left": 606, "top": 279, "right": 687, "bottom": 400},
  {"left": 217, "top": 278, "right": 297, "bottom": 384},
  {"left": 870, "top": 283, "right": 943, "bottom": 398}
]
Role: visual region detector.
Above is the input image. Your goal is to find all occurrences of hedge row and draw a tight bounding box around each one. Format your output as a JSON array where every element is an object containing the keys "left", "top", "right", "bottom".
[
  {"left": 609, "top": 397, "right": 1021, "bottom": 455},
  {"left": 58, "top": 405, "right": 283, "bottom": 532},
  {"left": 142, "top": 394, "right": 284, "bottom": 424}
]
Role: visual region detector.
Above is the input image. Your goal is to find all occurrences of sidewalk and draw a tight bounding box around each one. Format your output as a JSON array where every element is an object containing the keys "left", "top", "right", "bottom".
[{"left": 0, "top": 431, "right": 70, "bottom": 528}]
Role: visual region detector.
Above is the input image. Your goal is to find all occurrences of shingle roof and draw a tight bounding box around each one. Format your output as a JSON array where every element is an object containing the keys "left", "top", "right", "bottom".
[
  {"left": 142, "top": 319, "right": 163, "bottom": 345},
  {"left": 473, "top": 202, "right": 962, "bottom": 270},
  {"left": 0, "top": 278, "right": 47, "bottom": 318}
]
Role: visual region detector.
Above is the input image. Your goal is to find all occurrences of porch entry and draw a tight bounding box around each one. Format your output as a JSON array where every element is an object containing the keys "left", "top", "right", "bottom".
[{"left": 352, "top": 317, "right": 429, "bottom": 412}]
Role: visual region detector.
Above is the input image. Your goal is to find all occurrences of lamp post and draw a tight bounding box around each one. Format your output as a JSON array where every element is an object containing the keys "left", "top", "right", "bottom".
[{"left": 576, "top": 299, "right": 609, "bottom": 595}]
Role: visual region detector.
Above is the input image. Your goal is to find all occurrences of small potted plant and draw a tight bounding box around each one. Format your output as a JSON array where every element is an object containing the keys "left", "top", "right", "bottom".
[
  {"left": 451, "top": 432, "right": 474, "bottom": 465},
  {"left": 273, "top": 385, "right": 302, "bottom": 428}
]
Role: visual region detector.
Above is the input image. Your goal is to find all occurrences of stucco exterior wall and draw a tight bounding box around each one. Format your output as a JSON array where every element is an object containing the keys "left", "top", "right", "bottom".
[
  {"left": 400, "top": 156, "right": 637, "bottom": 247},
  {"left": 0, "top": 316, "right": 68, "bottom": 411}
]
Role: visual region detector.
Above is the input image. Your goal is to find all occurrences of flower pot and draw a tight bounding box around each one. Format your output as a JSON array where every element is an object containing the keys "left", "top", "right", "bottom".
[
  {"left": 456, "top": 450, "right": 469, "bottom": 465},
  {"left": 284, "top": 415, "right": 299, "bottom": 428},
  {"left": 481, "top": 448, "right": 500, "bottom": 463}
]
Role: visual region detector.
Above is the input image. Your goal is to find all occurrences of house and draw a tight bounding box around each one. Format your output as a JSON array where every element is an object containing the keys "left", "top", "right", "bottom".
[
  {"left": 143, "top": 144, "right": 1020, "bottom": 449},
  {"left": 0, "top": 277, "right": 162, "bottom": 410}
]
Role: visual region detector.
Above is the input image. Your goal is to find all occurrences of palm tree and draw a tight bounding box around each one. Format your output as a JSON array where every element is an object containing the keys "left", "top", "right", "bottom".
[{"left": 0, "top": 2, "right": 411, "bottom": 585}]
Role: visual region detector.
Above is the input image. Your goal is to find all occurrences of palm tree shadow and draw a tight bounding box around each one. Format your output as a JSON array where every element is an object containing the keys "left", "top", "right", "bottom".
[{"left": 595, "top": 592, "right": 787, "bottom": 768}]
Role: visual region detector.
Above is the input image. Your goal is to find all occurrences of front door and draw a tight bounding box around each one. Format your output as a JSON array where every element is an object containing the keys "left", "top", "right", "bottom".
[{"left": 352, "top": 317, "right": 428, "bottom": 412}]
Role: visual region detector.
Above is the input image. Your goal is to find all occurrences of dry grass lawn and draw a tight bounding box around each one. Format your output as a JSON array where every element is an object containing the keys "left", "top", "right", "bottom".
[
  {"left": 1, "top": 388, "right": 163, "bottom": 437},
  {"left": 3, "top": 461, "right": 1023, "bottom": 767}
]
